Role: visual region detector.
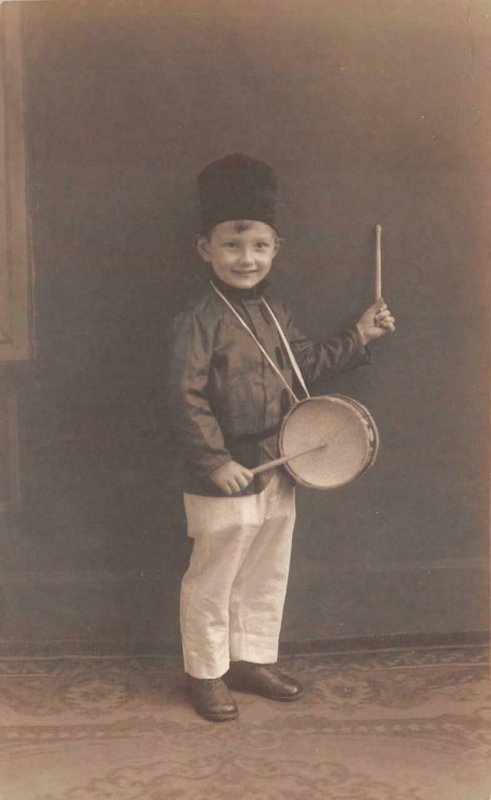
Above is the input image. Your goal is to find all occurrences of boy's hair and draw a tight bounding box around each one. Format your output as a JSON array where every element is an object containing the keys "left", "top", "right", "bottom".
[{"left": 202, "top": 219, "right": 279, "bottom": 241}]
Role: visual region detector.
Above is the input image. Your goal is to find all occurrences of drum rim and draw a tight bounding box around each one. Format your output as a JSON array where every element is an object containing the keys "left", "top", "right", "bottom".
[
  {"left": 279, "top": 394, "right": 379, "bottom": 489},
  {"left": 330, "top": 394, "right": 380, "bottom": 476}
]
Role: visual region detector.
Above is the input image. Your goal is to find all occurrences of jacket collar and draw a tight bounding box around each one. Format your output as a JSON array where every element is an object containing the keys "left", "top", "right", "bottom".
[{"left": 210, "top": 274, "right": 270, "bottom": 302}]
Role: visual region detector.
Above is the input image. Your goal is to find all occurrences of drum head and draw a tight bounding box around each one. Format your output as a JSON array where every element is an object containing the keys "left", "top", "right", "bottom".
[{"left": 279, "top": 395, "right": 378, "bottom": 489}]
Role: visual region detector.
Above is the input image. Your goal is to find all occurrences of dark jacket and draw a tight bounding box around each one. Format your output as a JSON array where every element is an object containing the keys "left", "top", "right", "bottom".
[{"left": 167, "top": 278, "right": 370, "bottom": 495}]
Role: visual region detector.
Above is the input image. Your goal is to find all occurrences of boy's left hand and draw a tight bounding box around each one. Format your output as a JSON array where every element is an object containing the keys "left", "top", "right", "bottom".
[{"left": 356, "top": 299, "right": 396, "bottom": 346}]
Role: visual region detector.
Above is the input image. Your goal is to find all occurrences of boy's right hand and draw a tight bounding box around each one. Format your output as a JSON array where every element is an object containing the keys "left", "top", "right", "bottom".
[{"left": 209, "top": 461, "right": 254, "bottom": 496}]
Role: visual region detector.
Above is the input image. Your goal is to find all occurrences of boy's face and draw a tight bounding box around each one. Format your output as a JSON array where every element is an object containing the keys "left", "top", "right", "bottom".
[{"left": 197, "top": 220, "right": 281, "bottom": 290}]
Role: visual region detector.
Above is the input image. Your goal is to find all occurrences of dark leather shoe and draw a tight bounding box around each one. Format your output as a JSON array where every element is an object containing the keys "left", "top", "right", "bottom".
[
  {"left": 187, "top": 676, "right": 238, "bottom": 722},
  {"left": 225, "top": 661, "right": 304, "bottom": 701}
]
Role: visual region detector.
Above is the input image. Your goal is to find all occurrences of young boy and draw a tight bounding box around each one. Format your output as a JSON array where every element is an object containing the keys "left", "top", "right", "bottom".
[{"left": 167, "top": 153, "right": 395, "bottom": 721}]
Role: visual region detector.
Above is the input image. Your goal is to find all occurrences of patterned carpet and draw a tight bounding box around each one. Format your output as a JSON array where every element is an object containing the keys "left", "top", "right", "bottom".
[{"left": 0, "top": 646, "right": 489, "bottom": 800}]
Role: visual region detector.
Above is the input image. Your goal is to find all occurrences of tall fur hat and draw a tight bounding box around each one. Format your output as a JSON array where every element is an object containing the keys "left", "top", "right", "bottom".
[{"left": 197, "top": 153, "right": 278, "bottom": 233}]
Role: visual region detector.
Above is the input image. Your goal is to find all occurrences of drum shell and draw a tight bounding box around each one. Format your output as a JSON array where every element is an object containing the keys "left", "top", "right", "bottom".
[
  {"left": 331, "top": 394, "right": 380, "bottom": 478},
  {"left": 278, "top": 395, "right": 379, "bottom": 489}
]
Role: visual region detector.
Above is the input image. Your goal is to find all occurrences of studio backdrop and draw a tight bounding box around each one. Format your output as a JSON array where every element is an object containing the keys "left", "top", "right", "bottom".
[{"left": 0, "top": 0, "right": 489, "bottom": 655}]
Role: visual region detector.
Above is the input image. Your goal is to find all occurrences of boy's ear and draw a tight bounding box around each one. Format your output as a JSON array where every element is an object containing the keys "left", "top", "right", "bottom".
[
  {"left": 196, "top": 235, "right": 212, "bottom": 263},
  {"left": 273, "top": 237, "right": 284, "bottom": 256}
]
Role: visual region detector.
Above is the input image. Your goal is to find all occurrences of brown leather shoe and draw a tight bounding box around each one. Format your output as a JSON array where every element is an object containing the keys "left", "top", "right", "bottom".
[
  {"left": 187, "top": 675, "right": 239, "bottom": 722},
  {"left": 225, "top": 661, "right": 304, "bottom": 701}
]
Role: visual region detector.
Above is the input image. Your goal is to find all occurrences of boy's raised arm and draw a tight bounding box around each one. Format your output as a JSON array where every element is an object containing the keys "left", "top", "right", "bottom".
[
  {"left": 279, "top": 301, "right": 371, "bottom": 383},
  {"left": 277, "top": 297, "right": 394, "bottom": 385}
]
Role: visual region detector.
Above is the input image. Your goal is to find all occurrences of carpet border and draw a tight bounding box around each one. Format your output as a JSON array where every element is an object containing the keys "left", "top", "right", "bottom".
[{"left": 0, "top": 630, "right": 487, "bottom": 659}]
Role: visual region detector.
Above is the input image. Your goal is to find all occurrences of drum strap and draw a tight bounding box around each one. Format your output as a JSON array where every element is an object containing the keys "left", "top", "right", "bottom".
[
  {"left": 261, "top": 298, "right": 311, "bottom": 399},
  {"left": 210, "top": 281, "right": 310, "bottom": 402}
]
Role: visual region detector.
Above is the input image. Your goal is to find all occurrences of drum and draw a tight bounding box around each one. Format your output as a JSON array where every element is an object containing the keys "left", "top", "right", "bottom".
[{"left": 278, "top": 395, "right": 379, "bottom": 489}]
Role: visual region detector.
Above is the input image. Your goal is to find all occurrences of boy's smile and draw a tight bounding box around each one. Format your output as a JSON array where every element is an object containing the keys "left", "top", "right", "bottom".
[{"left": 197, "top": 220, "right": 281, "bottom": 290}]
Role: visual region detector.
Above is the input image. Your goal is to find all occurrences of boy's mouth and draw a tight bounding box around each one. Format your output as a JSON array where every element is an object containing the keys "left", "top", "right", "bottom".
[{"left": 232, "top": 269, "right": 258, "bottom": 275}]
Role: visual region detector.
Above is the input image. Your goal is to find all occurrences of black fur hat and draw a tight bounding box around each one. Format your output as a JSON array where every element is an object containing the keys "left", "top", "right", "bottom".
[{"left": 197, "top": 153, "right": 278, "bottom": 233}]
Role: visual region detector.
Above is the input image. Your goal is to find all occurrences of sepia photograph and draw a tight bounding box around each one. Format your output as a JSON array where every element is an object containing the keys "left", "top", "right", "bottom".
[{"left": 0, "top": 0, "right": 489, "bottom": 797}]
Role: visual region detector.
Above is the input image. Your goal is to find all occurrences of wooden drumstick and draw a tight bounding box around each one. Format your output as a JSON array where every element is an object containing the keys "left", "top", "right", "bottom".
[
  {"left": 250, "top": 440, "right": 328, "bottom": 476},
  {"left": 375, "top": 224, "right": 382, "bottom": 303}
]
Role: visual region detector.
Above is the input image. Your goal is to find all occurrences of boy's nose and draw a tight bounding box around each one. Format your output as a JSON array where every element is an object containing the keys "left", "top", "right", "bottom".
[{"left": 239, "top": 249, "right": 255, "bottom": 265}]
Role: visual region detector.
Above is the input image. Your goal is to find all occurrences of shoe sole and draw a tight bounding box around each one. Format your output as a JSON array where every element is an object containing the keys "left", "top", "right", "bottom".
[
  {"left": 265, "top": 691, "right": 304, "bottom": 702},
  {"left": 195, "top": 711, "right": 239, "bottom": 722},
  {"left": 224, "top": 680, "right": 304, "bottom": 702}
]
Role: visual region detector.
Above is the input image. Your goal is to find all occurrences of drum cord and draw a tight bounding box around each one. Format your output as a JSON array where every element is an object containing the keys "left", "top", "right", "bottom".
[
  {"left": 261, "top": 297, "right": 311, "bottom": 400},
  {"left": 210, "top": 281, "right": 310, "bottom": 403}
]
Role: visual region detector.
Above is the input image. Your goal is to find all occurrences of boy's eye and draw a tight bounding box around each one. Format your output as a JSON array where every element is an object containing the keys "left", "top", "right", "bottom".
[
  {"left": 223, "top": 242, "right": 239, "bottom": 248},
  {"left": 255, "top": 242, "right": 270, "bottom": 250}
]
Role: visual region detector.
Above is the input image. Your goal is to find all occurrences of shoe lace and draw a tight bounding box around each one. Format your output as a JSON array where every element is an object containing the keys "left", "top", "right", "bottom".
[{"left": 207, "top": 678, "right": 224, "bottom": 691}]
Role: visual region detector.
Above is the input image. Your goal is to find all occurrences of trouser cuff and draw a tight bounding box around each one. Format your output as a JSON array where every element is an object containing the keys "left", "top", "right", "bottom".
[{"left": 229, "top": 634, "right": 279, "bottom": 664}]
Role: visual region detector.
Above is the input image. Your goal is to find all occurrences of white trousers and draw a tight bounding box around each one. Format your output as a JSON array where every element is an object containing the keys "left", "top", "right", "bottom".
[{"left": 180, "top": 471, "right": 296, "bottom": 679}]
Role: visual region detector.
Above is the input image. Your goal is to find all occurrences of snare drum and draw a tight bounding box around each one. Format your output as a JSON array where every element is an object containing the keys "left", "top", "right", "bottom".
[{"left": 278, "top": 395, "right": 379, "bottom": 489}]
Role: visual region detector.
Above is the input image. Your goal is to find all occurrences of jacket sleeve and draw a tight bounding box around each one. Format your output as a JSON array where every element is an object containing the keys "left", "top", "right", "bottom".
[
  {"left": 166, "top": 309, "right": 232, "bottom": 479},
  {"left": 281, "top": 303, "right": 371, "bottom": 384}
]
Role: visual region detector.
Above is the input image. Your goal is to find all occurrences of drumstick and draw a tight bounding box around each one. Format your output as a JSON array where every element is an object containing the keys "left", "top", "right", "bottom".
[
  {"left": 375, "top": 224, "right": 382, "bottom": 303},
  {"left": 250, "top": 441, "right": 328, "bottom": 476}
]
